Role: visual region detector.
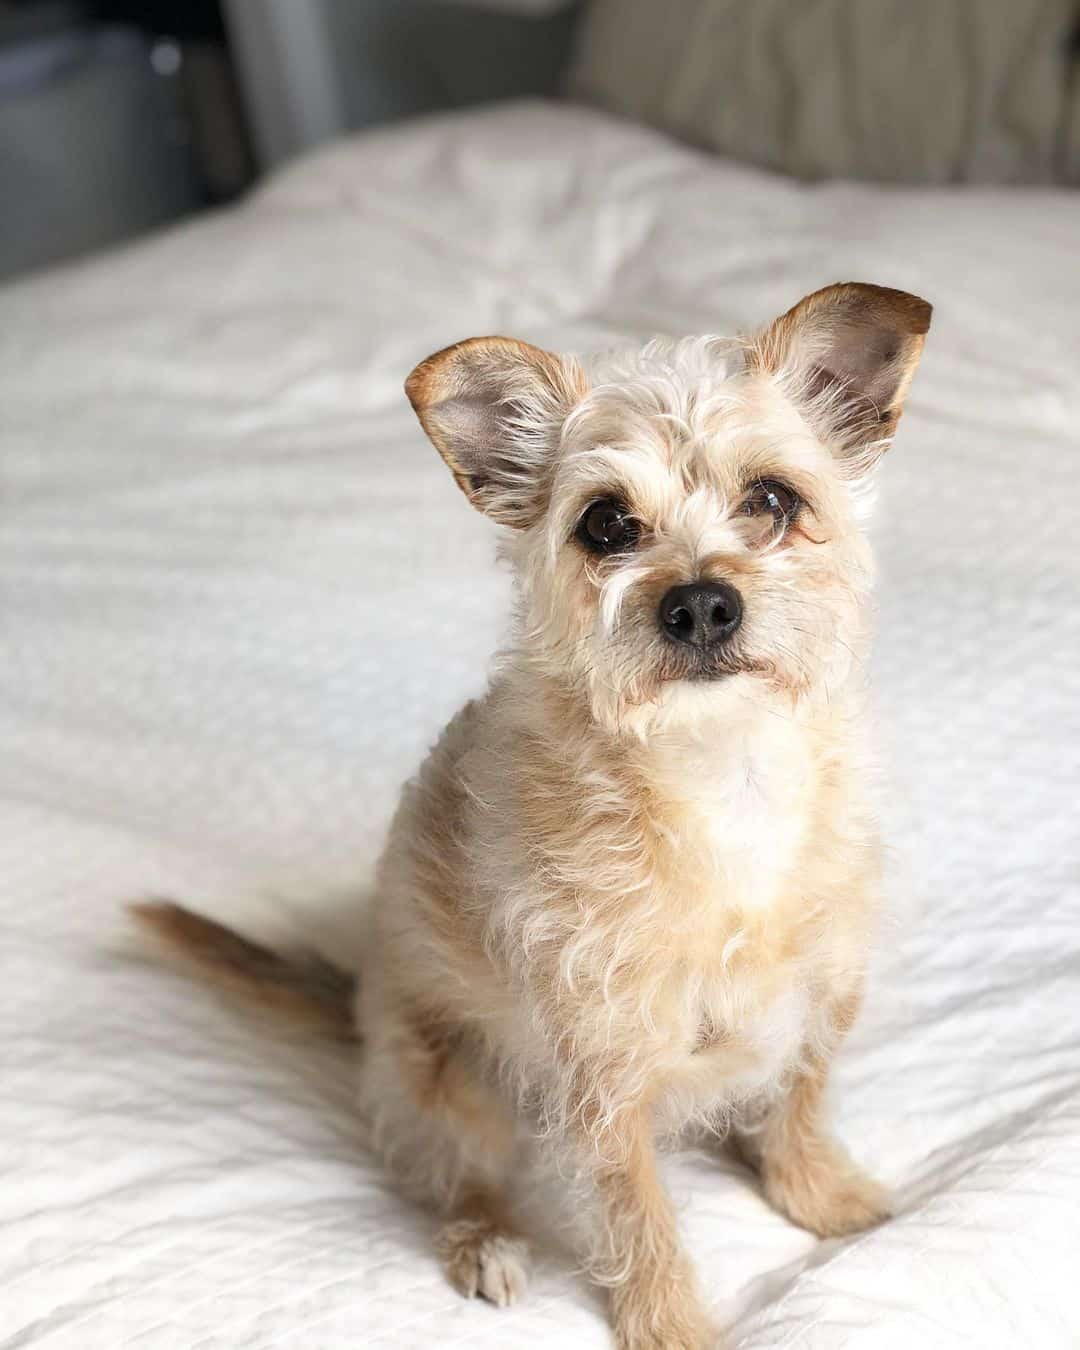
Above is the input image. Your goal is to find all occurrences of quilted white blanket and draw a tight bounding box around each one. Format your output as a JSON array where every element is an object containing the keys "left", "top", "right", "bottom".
[{"left": 1, "top": 102, "right": 1078, "bottom": 1349}]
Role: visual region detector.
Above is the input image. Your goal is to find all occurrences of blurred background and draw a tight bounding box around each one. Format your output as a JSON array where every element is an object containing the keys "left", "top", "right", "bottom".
[
  {"left": 0, "top": 0, "right": 582, "bottom": 280},
  {"left": 4, "top": 0, "right": 1079, "bottom": 283}
]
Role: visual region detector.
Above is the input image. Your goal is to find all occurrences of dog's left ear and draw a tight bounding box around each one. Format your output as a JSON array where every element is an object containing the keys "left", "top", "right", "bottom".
[
  {"left": 406, "top": 336, "right": 586, "bottom": 528},
  {"left": 749, "top": 282, "right": 931, "bottom": 472}
]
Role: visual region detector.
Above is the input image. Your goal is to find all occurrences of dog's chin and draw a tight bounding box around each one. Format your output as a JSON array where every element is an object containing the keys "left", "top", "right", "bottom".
[
  {"left": 609, "top": 674, "right": 747, "bottom": 739},
  {"left": 590, "top": 658, "right": 763, "bottom": 741},
  {"left": 584, "top": 644, "right": 791, "bottom": 739}
]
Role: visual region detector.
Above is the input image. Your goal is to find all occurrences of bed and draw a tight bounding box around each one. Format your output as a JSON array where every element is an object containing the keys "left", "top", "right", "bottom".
[{"left": 2, "top": 99, "right": 1078, "bottom": 1349}]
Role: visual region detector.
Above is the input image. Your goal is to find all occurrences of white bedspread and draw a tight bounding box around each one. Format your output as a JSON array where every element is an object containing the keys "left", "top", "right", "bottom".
[{"left": 2, "top": 101, "right": 1078, "bottom": 1349}]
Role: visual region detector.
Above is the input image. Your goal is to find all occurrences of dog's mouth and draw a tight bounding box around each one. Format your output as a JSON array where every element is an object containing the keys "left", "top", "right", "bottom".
[
  {"left": 658, "top": 648, "right": 755, "bottom": 684},
  {"left": 682, "top": 664, "right": 739, "bottom": 683}
]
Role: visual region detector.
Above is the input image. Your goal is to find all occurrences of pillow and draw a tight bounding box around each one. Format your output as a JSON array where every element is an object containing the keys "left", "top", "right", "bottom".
[{"left": 567, "top": 0, "right": 1080, "bottom": 184}]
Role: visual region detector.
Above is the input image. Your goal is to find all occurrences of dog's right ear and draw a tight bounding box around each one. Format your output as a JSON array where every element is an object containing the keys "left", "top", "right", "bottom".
[
  {"left": 405, "top": 336, "right": 585, "bottom": 529},
  {"left": 749, "top": 282, "right": 931, "bottom": 474}
]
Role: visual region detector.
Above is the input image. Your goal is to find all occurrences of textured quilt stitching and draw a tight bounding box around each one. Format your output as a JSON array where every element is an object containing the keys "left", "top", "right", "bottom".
[{"left": 758, "top": 1086, "right": 1080, "bottom": 1349}]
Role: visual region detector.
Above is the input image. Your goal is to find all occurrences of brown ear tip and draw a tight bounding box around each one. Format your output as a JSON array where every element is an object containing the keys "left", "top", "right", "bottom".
[
  {"left": 404, "top": 337, "right": 510, "bottom": 412},
  {"left": 404, "top": 358, "right": 437, "bottom": 412},
  {"left": 892, "top": 289, "right": 933, "bottom": 335},
  {"left": 839, "top": 282, "right": 932, "bottom": 334}
]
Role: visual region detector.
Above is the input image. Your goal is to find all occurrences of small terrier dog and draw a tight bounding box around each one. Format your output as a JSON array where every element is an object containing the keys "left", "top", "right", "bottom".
[{"left": 138, "top": 282, "right": 930, "bottom": 1349}]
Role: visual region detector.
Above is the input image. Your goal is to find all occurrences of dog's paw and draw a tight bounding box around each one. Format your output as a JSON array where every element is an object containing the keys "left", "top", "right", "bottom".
[
  {"left": 764, "top": 1148, "right": 891, "bottom": 1238},
  {"left": 436, "top": 1218, "right": 530, "bottom": 1307},
  {"left": 611, "top": 1287, "right": 719, "bottom": 1350}
]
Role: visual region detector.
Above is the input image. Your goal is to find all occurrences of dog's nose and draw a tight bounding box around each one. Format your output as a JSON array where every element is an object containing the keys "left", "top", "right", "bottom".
[{"left": 659, "top": 581, "right": 743, "bottom": 648}]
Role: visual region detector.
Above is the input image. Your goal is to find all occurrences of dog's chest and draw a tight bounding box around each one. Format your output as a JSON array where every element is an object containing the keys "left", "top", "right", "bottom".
[
  {"left": 645, "top": 734, "right": 818, "bottom": 1098},
  {"left": 653, "top": 730, "right": 811, "bottom": 914},
  {"left": 661, "top": 931, "right": 816, "bottom": 1111}
]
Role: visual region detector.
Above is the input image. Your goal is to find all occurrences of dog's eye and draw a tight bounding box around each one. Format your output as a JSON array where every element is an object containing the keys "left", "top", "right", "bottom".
[
  {"left": 743, "top": 479, "right": 800, "bottom": 532},
  {"left": 577, "top": 498, "right": 640, "bottom": 555}
]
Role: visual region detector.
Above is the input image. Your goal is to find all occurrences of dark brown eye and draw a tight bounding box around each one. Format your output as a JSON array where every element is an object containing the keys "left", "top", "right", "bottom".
[
  {"left": 577, "top": 498, "right": 640, "bottom": 555},
  {"left": 743, "top": 479, "right": 800, "bottom": 531}
]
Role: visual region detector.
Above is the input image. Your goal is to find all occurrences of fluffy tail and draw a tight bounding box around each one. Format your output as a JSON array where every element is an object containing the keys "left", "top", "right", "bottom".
[{"left": 131, "top": 900, "right": 358, "bottom": 1040}]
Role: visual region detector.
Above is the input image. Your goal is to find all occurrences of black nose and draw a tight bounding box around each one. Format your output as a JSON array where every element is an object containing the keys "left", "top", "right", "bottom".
[{"left": 659, "top": 581, "right": 743, "bottom": 648}]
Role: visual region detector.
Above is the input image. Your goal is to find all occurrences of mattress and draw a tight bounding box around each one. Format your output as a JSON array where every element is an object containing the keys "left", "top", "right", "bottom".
[{"left": 1, "top": 100, "right": 1077, "bottom": 1349}]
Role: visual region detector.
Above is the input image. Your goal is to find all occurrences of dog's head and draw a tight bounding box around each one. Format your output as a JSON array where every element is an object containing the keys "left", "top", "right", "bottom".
[{"left": 406, "top": 283, "right": 930, "bottom": 735}]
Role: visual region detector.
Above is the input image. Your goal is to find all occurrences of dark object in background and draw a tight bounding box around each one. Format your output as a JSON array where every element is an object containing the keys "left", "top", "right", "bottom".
[
  {"left": 224, "top": 0, "right": 581, "bottom": 170},
  {"left": 0, "top": 0, "right": 580, "bottom": 281},
  {"left": 0, "top": 0, "right": 252, "bottom": 281}
]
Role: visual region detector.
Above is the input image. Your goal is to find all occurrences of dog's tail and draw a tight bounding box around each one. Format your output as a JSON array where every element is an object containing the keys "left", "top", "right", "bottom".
[{"left": 131, "top": 900, "right": 358, "bottom": 1041}]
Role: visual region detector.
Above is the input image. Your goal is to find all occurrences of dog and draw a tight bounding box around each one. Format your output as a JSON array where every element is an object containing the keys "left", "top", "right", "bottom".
[{"left": 136, "top": 281, "right": 930, "bottom": 1349}]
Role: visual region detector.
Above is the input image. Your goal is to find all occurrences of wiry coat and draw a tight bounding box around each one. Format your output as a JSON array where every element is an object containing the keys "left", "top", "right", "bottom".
[
  {"left": 138, "top": 284, "right": 931, "bottom": 1348},
  {"left": 365, "top": 285, "right": 929, "bottom": 1346}
]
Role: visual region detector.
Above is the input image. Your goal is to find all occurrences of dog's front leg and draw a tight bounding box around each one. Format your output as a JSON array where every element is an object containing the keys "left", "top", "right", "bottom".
[
  {"left": 584, "top": 1103, "right": 717, "bottom": 1349},
  {"left": 735, "top": 991, "right": 891, "bottom": 1238},
  {"left": 750, "top": 1053, "right": 891, "bottom": 1238}
]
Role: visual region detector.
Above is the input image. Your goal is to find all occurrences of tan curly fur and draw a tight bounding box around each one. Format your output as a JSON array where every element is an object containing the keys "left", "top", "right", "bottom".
[{"left": 136, "top": 283, "right": 930, "bottom": 1349}]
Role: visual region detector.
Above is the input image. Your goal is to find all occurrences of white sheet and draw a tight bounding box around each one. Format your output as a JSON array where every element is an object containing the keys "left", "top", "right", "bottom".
[{"left": 1, "top": 101, "right": 1078, "bottom": 1350}]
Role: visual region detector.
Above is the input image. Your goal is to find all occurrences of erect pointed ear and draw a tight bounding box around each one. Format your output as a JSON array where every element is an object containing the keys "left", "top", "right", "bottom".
[
  {"left": 405, "top": 336, "right": 586, "bottom": 528},
  {"left": 749, "top": 282, "right": 931, "bottom": 472}
]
